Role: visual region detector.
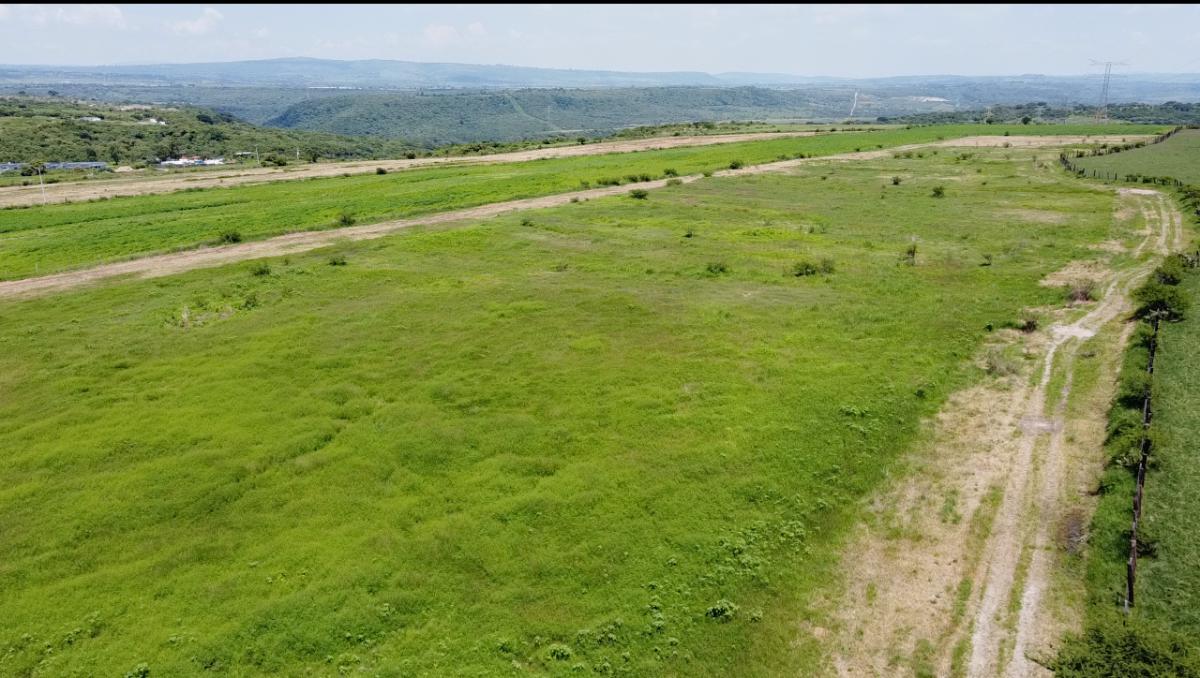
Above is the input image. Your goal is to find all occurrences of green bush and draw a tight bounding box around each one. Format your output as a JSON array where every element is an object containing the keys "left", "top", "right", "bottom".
[
  {"left": 728, "top": 160, "right": 745, "bottom": 170},
  {"left": 375, "top": 167, "right": 388, "bottom": 175},
  {"left": 629, "top": 189, "right": 649, "bottom": 200},
  {"left": 218, "top": 230, "right": 242, "bottom": 244},
  {"left": 328, "top": 255, "right": 347, "bottom": 266},
  {"left": 1133, "top": 280, "right": 1190, "bottom": 320},
  {"left": 336, "top": 210, "right": 356, "bottom": 227},
  {"left": 1052, "top": 618, "right": 1200, "bottom": 677},
  {"left": 250, "top": 262, "right": 271, "bottom": 277},
  {"left": 705, "top": 261, "right": 729, "bottom": 275},
  {"left": 931, "top": 185, "right": 946, "bottom": 198}
]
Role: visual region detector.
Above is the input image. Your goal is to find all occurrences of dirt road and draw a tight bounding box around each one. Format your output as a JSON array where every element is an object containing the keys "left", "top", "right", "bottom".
[
  {"left": 826, "top": 187, "right": 1183, "bottom": 677},
  {"left": 0, "top": 131, "right": 821, "bottom": 209},
  {"left": 0, "top": 135, "right": 1152, "bottom": 301}
]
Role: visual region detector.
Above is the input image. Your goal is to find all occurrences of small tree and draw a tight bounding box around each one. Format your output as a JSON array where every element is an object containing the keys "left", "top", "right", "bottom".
[{"left": 1021, "top": 116, "right": 1032, "bottom": 125}]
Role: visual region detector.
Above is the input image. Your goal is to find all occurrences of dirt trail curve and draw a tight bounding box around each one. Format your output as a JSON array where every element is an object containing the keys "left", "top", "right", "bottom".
[
  {"left": 827, "top": 187, "right": 1182, "bottom": 677},
  {"left": 0, "top": 131, "right": 820, "bottom": 209},
  {"left": 0, "top": 135, "right": 1147, "bottom": 301}
]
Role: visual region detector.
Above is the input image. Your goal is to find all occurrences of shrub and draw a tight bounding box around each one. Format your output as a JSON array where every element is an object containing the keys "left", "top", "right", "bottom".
[
  {"left": 984, "top": 347, "right": 1019, "bottom": 376},
  {"left": 520, "top": 217, "right": 534, "bottom": 227},
  {"left": 404, "top": 152, "right": 417, "bottom": 159},
  {"left": 663, "top": 168, "right": 679, "bottom": 177},
  {"left": 705, "top": 261, "right": 729, "bottom": 275},
  {"left": 250, "top": 262, "right": 271, "bottom": 277},
  {"left": 218, "top": 230, "right": 242, "bottom": 244},
  {"left": 902, "top": 243, "right": 918, "bottom": 266},
  {"left": 728, "top": 160, "right": 745, "bottom": 170},
  {"left": 629, "top": 189, "right": 649, "bottom": 200},
  {"left": 1133, "top": 280, "right": 1190, "bottom": 320},
  {"left": 1155, "top": 254, "right": 1187, "bottom": 285},
  {"left": 931, "top": 185, "right": 946, "bottom": 198},
  {"left": 705, "top": 599, "right": 738, "bottom": 622},
  {"left": 791, "top": 260, "right": 819, "bottom": 277},
  {"left": 891, "top": 176, "right": 902, "bottom": 186},
  {"left": 666, "top": 178, "right": 682, "bottom": 186},
  {"left": 596, "top": 177, "right": 622, "bottom": 186},
  {"left": 1051, "top": 617, "right": 1200, "bottom": 677},
  {"left": 1017, "top": 315, "right": 1038, "bottom": 333},
  {"left": 981, "top": 253, "right": 993, "bottom": 267},
  {"left": 375, "top": 167, "right": 387, "bottom": 175},
  {"left": 791, "top": 259, "right": 834, "bottom": 277},
  {"left": 547, "top": 644, "right": 573, "bottom": 661},
  {"left": 328, "top": 255, "right": 347, "bottom": 266},
  {"left": 683, "top": 228, "right": 695, "bottom": 238},
  {"left": 1067, "top": 280, "right": 1096, "bottom": 303},
  {"left": 337, "top": 210, "right": 356, "bottom": 227},
  {"left": 702, "top": 171, "right": 714, "bottom": 178}
]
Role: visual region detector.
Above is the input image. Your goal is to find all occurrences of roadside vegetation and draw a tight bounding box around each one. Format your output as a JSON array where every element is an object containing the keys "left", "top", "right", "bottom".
[
  {"left": 0, "top": 146, "right": 1122, "bottom": 676},
  {"left": 1054, "top": 259, "right": 1200, "bottom": 676}
]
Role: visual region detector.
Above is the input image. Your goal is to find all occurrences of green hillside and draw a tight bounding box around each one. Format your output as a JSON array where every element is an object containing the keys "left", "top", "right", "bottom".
[
  {"left": 265, "top": 87, "right": 934, "bottom": 145},
  {"left": 0, "top": 97, "right": 416, "bottom": 166}
]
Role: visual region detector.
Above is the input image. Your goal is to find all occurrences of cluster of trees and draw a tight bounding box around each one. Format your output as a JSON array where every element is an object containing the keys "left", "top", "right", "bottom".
[{"left": 878, "top": 102, "right": 1200, "bottom": 126}]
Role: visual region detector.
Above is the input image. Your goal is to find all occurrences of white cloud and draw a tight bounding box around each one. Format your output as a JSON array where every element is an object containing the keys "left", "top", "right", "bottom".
[
  {"left": 54, "top": 4, "right": 126, "bottom": 28},
  {"left": 169, "top": 7, "right": 223, "bottom": 35},
  {"left": 422, "top": 21, "right": 487, "bottom": 47},
  {"left": 423, "top": 23, "right": 459, "bottom": 46},
  {"left": 11, "top": 4, "right": 127, "bottom": 28}
]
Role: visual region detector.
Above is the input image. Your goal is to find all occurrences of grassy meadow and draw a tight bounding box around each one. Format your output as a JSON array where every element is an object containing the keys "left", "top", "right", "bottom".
[
  {"left": 1074, "top": 129, "right": 1200, "bottom": 184},
  {"left": 0, "top": 145, "right": 1128, "bottom": 675},
  {"left": 0, "top": 122, "right": 1161, "bottom": 281}
]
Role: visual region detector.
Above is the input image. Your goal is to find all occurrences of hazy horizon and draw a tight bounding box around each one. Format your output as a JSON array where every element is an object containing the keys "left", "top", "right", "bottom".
[{"left": 1, "top": 4, "right": 1199, "bottom": 78}]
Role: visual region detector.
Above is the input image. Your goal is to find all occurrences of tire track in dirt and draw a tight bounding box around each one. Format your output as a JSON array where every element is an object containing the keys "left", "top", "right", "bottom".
[
  {"left": 0, "top": 131, "right": 821, "bottom": 209},
  {"left": 0, "top": 136, "right": 1149, "bottom": 301},
  {"left": 825, "top": 187, "right": 1180, "bottom": 678}
]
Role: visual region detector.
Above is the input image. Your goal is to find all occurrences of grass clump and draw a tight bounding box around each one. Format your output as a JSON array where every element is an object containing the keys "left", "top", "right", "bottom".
[
  {"left": 931, "top": 185, "right": 946, "bottom": 198},
  {"left": 218, "top": 230, "right": 242, "bottom": 244},
  {"left": 336, "top": 210, "right": 356, "bottom": 227},
  {"left": 629, "top": 189, "right": 649, "bottom": 200},
  {"left": 250, "top": 262, "right": 272, "bottom": 277}
]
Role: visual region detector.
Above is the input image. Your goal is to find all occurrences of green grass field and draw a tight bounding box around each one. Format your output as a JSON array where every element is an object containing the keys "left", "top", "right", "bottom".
[
  {"left": 0, "top": 145, "right": 1127, "bottom": 675},
  {"left": 1140, "top": 271, "right": 1200, "bottom": 629},
  {"left": 0, "top": 123, "right": 1161, "bottom": 282},
  {"left": 1074, "top": 129, "right": 1200, "bottom": 184}
]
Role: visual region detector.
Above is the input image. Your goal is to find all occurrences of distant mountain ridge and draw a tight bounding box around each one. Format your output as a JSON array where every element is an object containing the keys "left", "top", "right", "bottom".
[{"left": 2, "top": 57, "right": 1198, "bottom": 90}]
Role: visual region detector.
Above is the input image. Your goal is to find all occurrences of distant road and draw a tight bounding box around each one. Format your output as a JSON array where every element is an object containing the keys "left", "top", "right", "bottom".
[{"left": 0, "top": 131, "right": 825, "bottom": 209}]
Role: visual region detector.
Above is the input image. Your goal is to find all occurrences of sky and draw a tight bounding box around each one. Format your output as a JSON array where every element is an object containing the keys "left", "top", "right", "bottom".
[{"left": 0, "top": 4, "right": 1198, "bottom": 77}]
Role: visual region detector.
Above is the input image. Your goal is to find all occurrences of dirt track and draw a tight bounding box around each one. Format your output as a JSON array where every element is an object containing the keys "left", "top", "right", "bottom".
[
  {"left": 0, "top": 135, "right": 1153, "bottom": 301},
  {"left": 0, "top": 131, "right": 821, "bottom": 209},
  {"left": 826, "top": 187, "right": 1183, "bottom": 677}
]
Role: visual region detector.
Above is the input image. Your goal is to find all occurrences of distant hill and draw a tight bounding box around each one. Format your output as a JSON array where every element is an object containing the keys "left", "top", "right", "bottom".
[
  {"left": 0, "top": 97, "right": 415, "bottom": 165},
  {"left": 2, "top": 58, "right": 1197, "bottom": 147},
  {"left": 2, "top": 57, "right": 1198, "bottom": 95}
]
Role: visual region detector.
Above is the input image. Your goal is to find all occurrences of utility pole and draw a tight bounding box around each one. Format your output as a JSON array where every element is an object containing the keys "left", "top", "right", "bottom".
[{"left": 1091, "top": 59, "right": 1129, "bottom": 122}]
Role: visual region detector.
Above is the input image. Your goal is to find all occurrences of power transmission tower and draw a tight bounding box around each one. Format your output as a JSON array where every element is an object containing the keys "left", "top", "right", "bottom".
[{"left": 1091, "top": 59, "right": 1129, "bottom": 122}]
